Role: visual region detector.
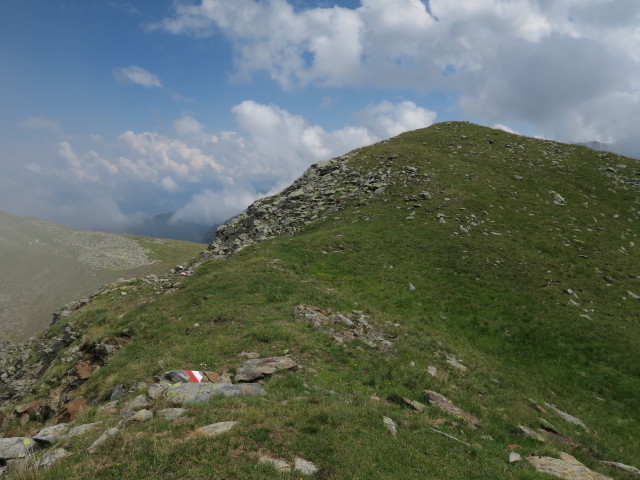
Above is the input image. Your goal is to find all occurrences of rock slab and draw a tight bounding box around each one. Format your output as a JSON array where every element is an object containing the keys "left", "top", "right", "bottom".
[
  {"left": 234, "top": 357, "right": 297, "bottom": 382},
  {"left": 192, "top": 421, "right": 238, "bottom": 437},
  {"left": 423, "top": 390, "right": 481, "bottom": 427},
  {"left": 164, "top": 383, "right": 266, "bottom": 405},
  {"left": 527, "top": 453, "right": 613, "bottom": 480}
]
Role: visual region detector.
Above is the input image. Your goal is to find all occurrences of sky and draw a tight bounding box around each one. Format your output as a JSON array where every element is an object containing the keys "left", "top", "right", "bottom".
[{"left": 1, "top": 0, "right": 639, "bottom": 239}]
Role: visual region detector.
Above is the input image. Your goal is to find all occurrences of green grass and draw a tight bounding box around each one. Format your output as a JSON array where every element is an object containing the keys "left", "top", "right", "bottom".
[{"left": 5, "top": 122, "right": 639, "bottom": 479}]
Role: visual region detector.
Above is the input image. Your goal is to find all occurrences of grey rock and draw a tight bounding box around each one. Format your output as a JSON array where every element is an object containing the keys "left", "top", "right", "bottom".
[
  {"left": 445, "top": 355, "right": 468, "bottom": 372},
  {"left": 110, "top": 384, "right": 125, "bottom": 400},
  {"left": 65, "top": 421, "right": 103, "bottom": 439},
  {"left": 599, "top": 460, "right": 640, "bottom": 475},
  {"left": 157, "top": 408, "right": 188, "bottom": 419},
  {"left": 98, "top": 400, "right": 119, "bottom": 411},
  {"left": 164, "top": 383, "right": 266, "bottom": 405},
  {"left": 544, "top": 402, "right": 589, "bottom": 431},
  {"left": 192, "top": 421, "right": 238, "bottom": 437},
  {"left": 87, "top": 428, "right": 120, "bottom": 454},
  {"left": 0, "top": 437, "right": 37, "bottom": 460},
  {"left": 129, "top": 409, "right": 153, "bottom": 422},
  {"left": 125, "top": 394, "right": 151, "bottom": 410},
  {"left": 509, "top": 452, "right": 522, "bottom": 463},
  {"left": 33, "top": 423, "right": 71, "bottom": 443},
  {"left": 148, "top": 381, "right": 171, "bottom": 399},
  {"left": 259, "top": 456, "right": 291, "bottom": 472},
  {"left": 234, "top": 356, "right": 298, "bottom": 382},
  {"left": 39, "top": 447, "right": 70, "bottom": 467},
  {"left": 294, "top": 457, "right": 319, "bottom": 475},
  {"left": 519, "top": 425, "right": 546, "bottom": 442},
  {"left": 423, "top": 390, "right": 481, "bottom": 427},
  {"left": 528, "top": 452, "right": 614, "bottom": 480},
  {"left": 383, "top": 416, "right": 398, "bottom": 435}
]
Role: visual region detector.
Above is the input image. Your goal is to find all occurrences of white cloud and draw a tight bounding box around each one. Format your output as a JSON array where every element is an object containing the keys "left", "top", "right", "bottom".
[
  {"left": 492, "top": 124, "right": 519, "bottom": 135},
  {"left": 152, "top": 0, "right": 640, "bottom": 152},
  {"left": 173, "top": 115, "right": 205, "bottom": 137},
  {"left": 358, "top": 101, "right": 437, "bottom": 138},
  {"left": 108, "top": 2, "right": 140, "bottom": 15},
  {"left": 113, "top": 65, "right": 163, "bottom": 88}
]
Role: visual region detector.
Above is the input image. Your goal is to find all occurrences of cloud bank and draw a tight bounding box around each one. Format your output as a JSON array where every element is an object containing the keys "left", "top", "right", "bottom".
[
  {"left": 151, "top": 0, "right": 640, "bottom": 151},
  {"left": 2, "top": 100, "right": 435, "bottom": 233}
]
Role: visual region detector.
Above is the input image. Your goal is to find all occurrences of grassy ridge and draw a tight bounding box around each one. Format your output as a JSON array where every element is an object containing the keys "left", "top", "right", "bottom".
[{"left": 8, "top": 122, "right": 639, "bottom": 479}]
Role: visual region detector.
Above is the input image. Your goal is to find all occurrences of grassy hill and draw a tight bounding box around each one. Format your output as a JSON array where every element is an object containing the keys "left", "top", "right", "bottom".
[
  {"left": 0, "top": 211, "right": 205, "bottom": 342},
  {"left": 1, "top": 122, "right": 638, "bottom": 479}
]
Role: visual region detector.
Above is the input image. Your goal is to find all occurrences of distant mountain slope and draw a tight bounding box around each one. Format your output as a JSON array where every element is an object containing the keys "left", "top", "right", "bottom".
[{"left": 0, "top": 211, "right": 204, "bottom": 342}]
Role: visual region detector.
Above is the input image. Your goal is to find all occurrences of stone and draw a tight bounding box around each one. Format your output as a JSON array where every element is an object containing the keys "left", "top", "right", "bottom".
[
  {"left": 544, "top": 403, "right": 589, "bottom": 431},
  {"left": 163, "top": 370, "right": 224, "bottom": 383},
  {"left": 125, "top": 394, "right": 151, "bottom": 411},
  {"left": 15, "top": 399, "right": 44, "bottom": 416},
  {"left": 427, "top": 366, "right": 438, "bottom": 377},
  {"left": 75, "top": 360, "right": 92, "bottom": 380},
  {"left": 98, "top": 400, "right": 119, "bottom": 411},
  {"left": 294, "top": 457, "right": 319, "bottom": 475},
  {"left": 63, "top": 396, "right": 87, "bottom": 420},
  {"left": 129, "top": 409, "right": 153, "bottom": 422},
  {"left": 157, "top": 408, "right": 188, "bottom": 420},
  {"left": 87, "top": 428, "right": 120, "bottom": 454},
  {"left": 164, "top": 383, "right": 266, "bottom": 405},
  {"left": 383, "top": 416, "right": 398, "bottom": 435},
  {"left": 527, "top": 453, "right": 613, "bottom": 480},
  {"left": 148, "top": 381, "right": 171, "bottom": 400},
  {"left": 599, "top": 460, "right": 640, "bottom": 475},
  {"left": 445, "top": 355, "right": 468, "bottom": 372},
  {"left": 409, "top": 283, "right": 416, "bottom": 291},
  {"left": 234, "top": 357, "right": 298, "bottom": 382},
  {"left": 518, "top": 425, "right": 546, "bottom": 442},
  {"left": 65, "top": 421, "right": 103, "bottom": 439},
  {"left": 110, "top": 384, "right": 125, "bottom": 400},
  {"left": 192, "top": 421, "right": 238, "bottom": 437},
  {"left": 239, "top": 351, "right": 260, "bottom": 359},
  {"left": 0, "top": 437, "right": 37, "bottom": 460},
  {"left": 401, "top": 397, "right": 426, "bottom": 411},
  {"left": 423, "top": 390, "right": 481, "bottom": 427},
  {"left": 259, "top": 456, "right": 292, "bottom": 472},
  {"left": 508, "top": 452, "right": 522, "bottom": 463},
  {"left": 33, "top": 423, "right": 71, "bottom": 443},
  {"left": 39, "top": 448, "right": 70, "bottom": 467}
]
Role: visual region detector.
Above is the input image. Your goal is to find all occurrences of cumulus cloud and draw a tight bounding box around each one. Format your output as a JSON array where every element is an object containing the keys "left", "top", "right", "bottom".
[
  {"left": 18, "top": 116, "right": 62, "bottom": 133},
  {"left": 151, "top": 0, "right": 640, "bottom": 153},
  {"left": 6, "top": 99, "right": 434, "bottom": 233},
  {"left": 113, "top": 65, "right": 163, "bottom": 88}
]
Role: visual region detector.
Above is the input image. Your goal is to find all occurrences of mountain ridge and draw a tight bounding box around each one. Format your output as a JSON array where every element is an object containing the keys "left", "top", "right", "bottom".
[{"left": 0, "top": 122, "right": 638, "bottom": 479}]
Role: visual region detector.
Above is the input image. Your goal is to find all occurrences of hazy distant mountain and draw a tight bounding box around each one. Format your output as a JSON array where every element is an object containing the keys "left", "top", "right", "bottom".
[
  {"left": 0, "top": 210, "right": 203, "bottom": 342},
  {"left": 125, "top": 212, "right": 213, "bottom": 243},
  {"left": 577, "top": 140, "right": 611, "bottom": 151}
]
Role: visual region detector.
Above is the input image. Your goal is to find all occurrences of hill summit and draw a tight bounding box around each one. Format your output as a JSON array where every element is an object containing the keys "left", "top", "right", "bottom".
[{"left": 1, "top": 122, "right": 639, "bottom": 479}]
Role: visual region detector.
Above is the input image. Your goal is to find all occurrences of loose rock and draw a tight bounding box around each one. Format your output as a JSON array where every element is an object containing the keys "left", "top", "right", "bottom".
[
  {"left": 259, "top": 456, "right": 292, "bottom": 472},
  {"left": 87, "top": 428, "right": 119, "bottom": 454},
  {"left": 0, "top": 437, "right": 37, "bottom": 460},
  {"left": 39, "top": 448, "right": 70, "bottom": 467},
  {"left": 234, "top": 357, "right": 298, "bottom": 382},
  {"left": 383, "top": 416, "right": 398, "bottom": 435},
  {"left": 294, "top": 457, "right": 319, "bottom": 475},
  {"left": 33, "top": 423, "right": 70, "bottom": 444}
]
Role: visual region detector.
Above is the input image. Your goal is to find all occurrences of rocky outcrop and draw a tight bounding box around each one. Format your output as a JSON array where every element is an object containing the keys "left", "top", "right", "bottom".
[{"left": 208, "top": 152, "right": 394, "bottom": 256}]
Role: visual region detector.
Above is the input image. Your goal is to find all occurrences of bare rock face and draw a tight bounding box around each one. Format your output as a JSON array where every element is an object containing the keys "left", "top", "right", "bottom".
[{"left": 207, "top": 153, "right": 391, "bottom": 257}]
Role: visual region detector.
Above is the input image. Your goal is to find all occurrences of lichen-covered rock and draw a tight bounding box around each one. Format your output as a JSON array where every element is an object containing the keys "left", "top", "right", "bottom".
[
  {"left": 33, "top": 423, "right": 71, "bottom": 443},
  {"left": 191, "top": 421, "right": 238, "bottom": 437},
  {"left": 527, "top": 453, "right": 613, "bottom": 480},
  {"left": 164, "top": 383, "right": 265, "bottom": 405},
  {"left": 157, "top": 408, "right": 188, "bottom": 419},
  {"left": 0, "top": 437, "right": 37, "bottom": 460}
]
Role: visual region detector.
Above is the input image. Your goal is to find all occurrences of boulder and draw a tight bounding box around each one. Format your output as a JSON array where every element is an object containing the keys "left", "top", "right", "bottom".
[
  {"left": 33, "top": 423, "right": 71, "bottom": 443},
  {"left": 164, "top": 383, "right": 266, "bottom": 405},
  {"left": 527, "top": 453, "right": 613, "bottom": 480},
  {"left": 0, "top": 437, "right": 37, "bottom": 460},
  {"left": 259, "top": 456, "right": 291, "bottom": 472},
  {"left": 157, "top": 408, "right": 188, "bottom": 420},
  {"left": 39, "top": 448, "right": 70, "bottom": 467}
]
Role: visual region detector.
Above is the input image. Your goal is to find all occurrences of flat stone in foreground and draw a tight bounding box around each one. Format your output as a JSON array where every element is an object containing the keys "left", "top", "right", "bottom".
[
  {"left": 164, "top": 383, "right": 265, "bottom": 405},
  {"left": 234, "top": 357, "right": 297, "bottom": 382}
]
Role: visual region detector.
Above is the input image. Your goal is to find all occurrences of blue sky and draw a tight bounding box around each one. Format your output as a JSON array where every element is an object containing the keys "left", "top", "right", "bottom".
[{"left": 1, "top": 0, "right": 639, "bottom": 237}]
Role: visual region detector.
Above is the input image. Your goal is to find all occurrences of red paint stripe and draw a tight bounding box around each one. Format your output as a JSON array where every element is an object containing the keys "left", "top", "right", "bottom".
[{"left": 185, "top": 370, "right": 200, "bottom": 383}]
